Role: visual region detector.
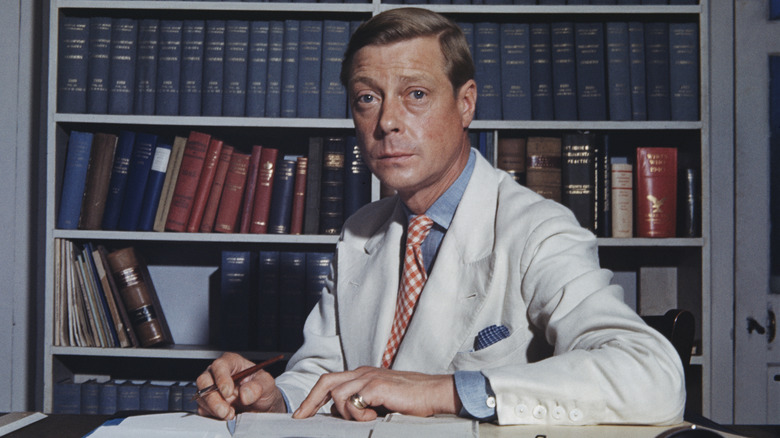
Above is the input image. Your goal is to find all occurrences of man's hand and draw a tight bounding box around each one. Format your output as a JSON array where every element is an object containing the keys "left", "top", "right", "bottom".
[
  {"left": 292, "top": 367, "right": 462, "bottom": 421},
  {"left": 195, "top": 352, "right": 287, "bottom": 420}
]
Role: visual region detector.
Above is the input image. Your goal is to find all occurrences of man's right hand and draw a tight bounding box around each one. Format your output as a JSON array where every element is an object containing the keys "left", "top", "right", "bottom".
[{"left": 195, "top": 352, "right": 287, "bottom": 420}]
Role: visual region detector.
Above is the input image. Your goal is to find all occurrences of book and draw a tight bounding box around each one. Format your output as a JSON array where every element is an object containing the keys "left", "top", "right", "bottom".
[
  {"left": 57, "top": 131, "right": 94, "bottom": 230},
  {"left": 107, "top": 18, "right": 138, "bottom": 115},
  {"left": 155, "top": 20, "right": 183, "bottom": 116},
  {"left": 597, "top": 134, "right": 612, "bottom": 237},
  {"left": 303, "top": 137, "right": 323, "bottom": 234},
  {"left": 525, "top": 136, "right": 562, "bottom": 202},
  {"left": 561, "top": 132, "right": 597, "bottom": 232},
  {"left": 320, "top": 137, "right": 346, "bottom": 235},
  {"left": 265, "top": 20, "right": 284, "bottom": 118},
  {"left": 239, "top": 145, "right": 264, "bottom": 234},
  {"left": 267, "top": 158, "right": 298, "bottom": 234},
  {"left": 246, "top": 20, "right": 270, "bottom": 117},
  {"left": 344, "top": 136, "right": 371, "bottom": 219},
  {"left": 249, "top": 147, "right": 279, "bottom": 234},
  {"left": 628, "top": 21, "right": 647, "bottom": 120},
  {"left": 551, "top": 21, "right": 577, "bottom": 121},
  {"left": 140, "top": 382, "right": 171, "bottom": 412},
  {"left": 102, "top": 130, "right": 136, "bottom": 230},
  {"left": 57, "top": 16, "right": 90, "bottom": 114},
  {"left": 97, "top": 244, "right": 139, "bottom": 347},
  {"left": 117, "top": 381, "right": 141, "bottom": 412},
  {"left": 679, "top": 167, "right": 698, "bottom": 238},
  {"left": 636, "top": 147, "right": 677, "bottom": 237},
  {"left": 638, "top": 266, "right": 678, "bottom": 316},
  {"left": 134, "top": 19, "right": 160, "bottom": 115},
  {"left": 200, "top": 145, "right": 234, "bottom": 233},
  {"left": 305, "top": 252, "right": 332, "bottom": 313},
  {"left": 202, "top": 20, "right": 226, "bottom": 117},
  {"left": 290, "top": 157, "right": 308, "bottom": 235},
  {"left": 500, "top": 22, "right": 532, "bottom": 121},
  {"left": 165, "top": 131, "right": 212, "bottom": 232},
  {"left": 52, "top": 379, "right": 81, "bottom": 414},
  {"left": 214, "top": 152, "right": 251, "bottom": 233},
  {"left": 168, "top": 383, "right": 184, "bottom": 412},
  {"left": 86, "top": 17, "right": 112, "bottom": 114},
  {"left": 256, "top": 250, "right": 280, "bottom": 351},
  {"left": 219, "top": 251, "right": 256, "bottom": 350},
  {"left": 530, "top": 23, "right": 554, "bottom": 120},
  {"left": 297, "top": 20, "right": 323, "bottom": 118},
  {"left": 80, "top": 379, "right": 100, "bottom": 415},
  {"left": 320, "top": 20, "right": 349, "bottom": 118},
  {"left": 106, "top": 246, "right": 173, "bottom": 347},
  {"left": 186, "top": 138, "right": 224, "bottom": 233},
  {"left": 645, "top": 22, "right": 671, "bottom": 120},
  {"left": 137, "top": 142, "right": 173, "bottom": 231},
  {"left": 223, "top": 20, "right": 250, "bottom": 117},
  {"left": 497, "top": 137, "right": 526, "bottom": 185},
  {"left": 179, "top": 19, "right": 206, "bottom": 116},
  {"left": 669, "top": 22, "right": 699, "bottom": 121},
  {"left": 606, "top": 22, "right": 631, "bottom": 121},
  {"left": 78, "top": 133, "right": 118, "bottom": 230},
  {"left": 474, "top": 22, "right": 501, "bottom": 120},
  {"left": 574, "top": 21, "right": 607, "bottom": 121},
  {"left": 118, "top": 132, "right": 159, "bottom": 231},
  {"left": 280, "top": 20, "right": 300, "bottom": 118},
  {"left": 98, "top": 380, "right": 118, "bottom": 414},
  {"left": 153, "top": 136, "right": 187, "bottom": 232},
  {"left": 91, "top": 244, "right": 133, "bottom": 348},
  {"left": 278, "top": 251, "right": 306, "bottom": 352},
  {"left": 610, "top": 157, "right": 633, "bottom": 238}
]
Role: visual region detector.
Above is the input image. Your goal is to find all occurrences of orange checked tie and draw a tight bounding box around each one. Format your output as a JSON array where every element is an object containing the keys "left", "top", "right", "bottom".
[{"left": 381, "top": 214, "right": 434, "bottom": 368}]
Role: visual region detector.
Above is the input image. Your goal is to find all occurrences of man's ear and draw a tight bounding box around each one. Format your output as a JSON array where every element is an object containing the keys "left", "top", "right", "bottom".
[{"left": 457, "top": 79, "right": 477, "bottom": 128}]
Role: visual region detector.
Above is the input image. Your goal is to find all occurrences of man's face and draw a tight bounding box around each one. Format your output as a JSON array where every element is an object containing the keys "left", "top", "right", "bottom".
[{"left": 347, "top": 36, "right": 476, "bottom": 211}]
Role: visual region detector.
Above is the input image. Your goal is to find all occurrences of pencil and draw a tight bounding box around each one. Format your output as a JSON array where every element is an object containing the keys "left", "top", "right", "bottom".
[{"left": 192, "top": 354, "right": 285, "bottom": 401}]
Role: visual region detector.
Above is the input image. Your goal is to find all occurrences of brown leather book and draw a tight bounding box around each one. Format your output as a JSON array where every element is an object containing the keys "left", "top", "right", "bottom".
[
  {"left": 636, "top": 147, "right": 677, "bottom": 238},
  {"left": 199, "top": 145, "right": 234, "bottom": 233},
  {"left": 79, "top": 133, "right": 118, "bottom": 230},
  {"left": 186, "top": 137, "right": 224, "bottom": 232},
  {"left": 290, "top": 156, "right": 308, "bottom": 235},
  {"left": 525, "top": 136, "right": 562, "bottom": 202},
  {"left": 165, "top": 131, "right": 212, "bottom": 231},
  {"left": 249, "top": 147, "right": 279, "bottom": 234},
  {"left": 152, "top": 136, "right": 187, "bottom": 232},
  {"left": 496, "top": 136, "right": 526, "bottom": 185},
  {"left": 214, "top": 152, "right": 251, "bottom": 233},
  {"left": 239, "top": 145, "right": 264, "bottom": 233}
]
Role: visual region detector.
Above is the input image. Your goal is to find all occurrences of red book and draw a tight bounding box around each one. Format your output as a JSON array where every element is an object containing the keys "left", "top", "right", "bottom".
[
  {"left": 199, "top": 145, "right": 234, "bottom": 233},
  {"left": 214, "top": 152, "right": 251, "bottom": 233},
  {"left": 165, "top": 131, "right": 212, "bottom": 231},
  {"left": 636, "top": 147, "right": 677, "bottom": 238},
  {"left": 289, "top": 156, "right": 308, "bottom": 235},
  {"left": 249, "top": 147, "right": 279, "bottom": 234},
  {"left": 186, "top": 138, "right": 224, "bottom": 232},
  {"left": 239, "top": 145, "right": 264, "bottom": 233}
]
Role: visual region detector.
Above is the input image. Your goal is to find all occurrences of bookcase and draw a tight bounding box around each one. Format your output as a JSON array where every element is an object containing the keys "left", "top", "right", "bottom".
[{"left": 43, "top": 0, "right": 713, "bottom": 417}]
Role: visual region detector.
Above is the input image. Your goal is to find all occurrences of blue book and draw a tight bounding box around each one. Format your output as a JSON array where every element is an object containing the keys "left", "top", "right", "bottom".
[
  {"left": 644, "top": 22, "right": 671, "bottom": 120},
  {"left": 223, "top": 20, "right": 250, "bottom": 117},
  {"left": 137, "top": 142, "right": 172, "bottom": 231},
  {"left": 80, "top": 380, "right": 100, "bottom": 415},
  {"left": 772, "top": 0, "right": 780, "bottom": 19},
  {"left": 179, "top": 20, "right": 205, "bottom": 116},
  {"left": 500, "top": 23, "right": 532, "bottom": 121},
  {"left": 86, "top": 17, "right": 112, "bottom": 114},
  {"left": 551, "top": 21, "right": 577, "bottom": 120},
  {"left": 140, "top": 382, "right": 170, "bottom": 411},
  {"left": 246, "top": 20, "right": 270, "bottom": 117},
  {"left": 458, "top": 22, "right": 475, "bottom": 61},
  {"left": 297, "top": 20, "right": 323, "bottom": 118},
  {"left": 281, "top": 20, "right": 300, "bottom": 118},
  {"left": 155, "top": 20, "right": 183, "bottom": 116},
  {"left": 134, "top": 19, "right": 160, "bottom": 115},
  {"left": 203, "top": 20, "right": 226, "bottom": 116},
  {"left": 220, "top": 251, "right": 256, "bottom": 350},
  {"left": 574, "top": 21, "right": 607, "bottom": 120},
  {"left": 57, "top": 131, "right": 94, "bottom": 230},
  {"left": 181, "top": 383, "right": 198, "bottom": 413},
  {"left": 107, "top": 18, "right": 138, "bottom": 115},
  {"left": 278, "top": 251, "right": 306, "bottom": 352},
  {"left": 52, "top": 379, "right": 81, "bottom": 414},
  {"left": 319, "top": 137, "right": 346, "bottom": 235},
  {"left": 305, "top": 252, "right": 332, "bottom": 315},
  {"left": 57, "top": 16, "right": 89, "bottom": 113},
  {"left": 98, "top": 380, "right": 118, "bottom": 415},
  {"left": 267, "top": 159, "right": 297, "bottom": 234},
  {"left": 669, "top": 22, "right": 699, "bottom": 121},
  {"left": 474, "top": 22, "right": 501, "bottom": 120},
  {"left": 168, "top": 383, "right": 184, "bottom": 412},
  {"left": 319, "top": 20, "right": 349, "bottom": 119},
  {"left": 606, "top": 22, "right": 631, "bottom": 121},
  {"left": 101, "top": 131, "right": 136, "bottom": 230},
  {"left": 116, "top": 381, "right": 141, "bottom": 412},
  {"left": 118, "top": 133, "right": 158, "bottom": 231},
  {"left": 257, "top": 250, "right": 280, "bottom": 351},
  {"left": 530, "top": 23, "right": 554, "bottom": 120},
  {"left": 265, "top": 21, "right": 284, "bottom": 117},
  {"left": 628, "top": 21, "right": 647, "bottom": 120},
  {"left": 344, "top": 136, "right": 371, "bottom": 219}
]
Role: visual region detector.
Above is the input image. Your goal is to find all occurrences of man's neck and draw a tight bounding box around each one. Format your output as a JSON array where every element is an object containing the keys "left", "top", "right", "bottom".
[{"left": 399, "top": 146, "right": 471, "bottom": 214}]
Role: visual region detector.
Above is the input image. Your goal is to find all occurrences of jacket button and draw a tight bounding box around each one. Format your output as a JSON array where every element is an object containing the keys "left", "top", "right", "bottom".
[{"left": 532, "top": 405, "right": 547, "bottom": 419}]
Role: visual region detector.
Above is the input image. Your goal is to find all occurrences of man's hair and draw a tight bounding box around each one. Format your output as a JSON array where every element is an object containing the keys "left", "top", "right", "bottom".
[{"left": 339, "top": 8, "right": 475, "bottom": 95}]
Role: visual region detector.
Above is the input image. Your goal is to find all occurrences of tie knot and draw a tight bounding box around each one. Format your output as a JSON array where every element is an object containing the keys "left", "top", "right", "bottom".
[{"left": 406, "top": 215, "right": 433, "bottom": 246}]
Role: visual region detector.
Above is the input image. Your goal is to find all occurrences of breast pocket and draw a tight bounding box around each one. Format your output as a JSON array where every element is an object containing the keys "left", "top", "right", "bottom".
[{"left": 449, "top": 327, "right": 533, "bottom": 371}]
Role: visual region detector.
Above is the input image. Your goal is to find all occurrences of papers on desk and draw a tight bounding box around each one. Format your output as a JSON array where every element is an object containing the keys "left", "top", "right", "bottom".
[
  {"left": 0, "top": 412, "right": 47, "bottom": 436},
  {"left": 82, "top": 412, "right": 479, "bottom": 438}
]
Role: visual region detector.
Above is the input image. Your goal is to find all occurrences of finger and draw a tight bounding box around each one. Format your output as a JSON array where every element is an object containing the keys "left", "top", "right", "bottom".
[
  {"left": 344, "top": 393, "right": 379, "bottom": 422},
  {"left": 293, "top": 370, "right": 362, "bottom": 419}
]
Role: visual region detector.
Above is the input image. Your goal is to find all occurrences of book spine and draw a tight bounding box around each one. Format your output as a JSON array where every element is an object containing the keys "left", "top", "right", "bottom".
[
  {"left": 155, "top": 20, "right": 183, "bottom": 116},
  {"left": 497, "top": 137, "right": 527, "bottom": 185},
  {"left": 611, "top": 158, "right": 633, "bottom": 238},
  {"left": 57, "top": 131, "right": 94, "bottom": 230},
  {"left": 636, "top": 147, "right": 677, "bottom": 237},
  {"left": 474, "top": 22, "right": 502, "bottom": 120},
  {"left": 320, "top": 20, "right": 349, "bottom": 118},
  {"left": 530, "top": 23, "right": 554, "bottom": 120},
  {"left": 57, "top": 16, "right": 90, "bottom": 113},
  {"left": 137, "top": 142, "right": 173, "bottom": 231},
  {"left": 101, "top": 131, "right": 137, "bottom": 230},
  {"left": 78, "top": 133, "right": 118, "bottom": 230},
  {"left": 500, "top": 23, "right": 532, "bottom": 121},
  {"left": 86, "top": 17, "right": 112, "bottom": 114},
  {"left": 525, "top": 136, "right": 562, "bottom": 202},
  {"left": 679, "top": 167, "right": 698, "bottom": 237},
  {"left": 200, "top": 145, "right": 234, "bottom": 233},
  {"left": 606, "top": 22, "right": 631, "bottom": 121},
  {"left": 304, "top": 137, "right": 323, "bottom": 235},
  {"left": 267, "top": 159, "right": 298, "bottom": 234},
  {"left": 628, "top": 21, "right": 647, "bottom": 120},
  {"left": 53, "top": 379, "right": 81, "bottom": 414},
  {"left": 179, "top": 19, "right": 206, "bottom": 116},
  {"left": 80, "top": 380, "right": 100, "bottom": 415},
  {"left": 133, "top": 19, "right": 160, "bottom": 115},
  {"left": 305, "top": 252, "right": 332, "bottom": 314},
  {"left": 265, "top": 20, "right": 284, "bottom": 117},
  {"left": 669, "top": 22, "right": 699, "bottom": 121},
  {"left": 280, "top": 20, "right": 300, "bottom": 118},
  {"left": 186, "top": 138, "right": 225, "bottom": 232},
  {"left": 98, "top": 381, "right": 118, "bottom": 415},
  {"left": 97, "top": 244, "right": 140, "bottom": 347},
  {"left": 297, "top": 20, "right": 323, "bottom": 118},
  {"left": 278, "top": 251, "right": 306, "bottom": 352},
  {"left": 597, "top": 134, "right": 611, "bottom": 237},
  {"left": 140, "top": 382, "right": 170, "bottom": 412},
  {"left": 551, "top": 21, "right": 577, "bottom": 121},
  {"left": 168, "top": 383, "right": 183, "bottom": 412},
  {"left": 574, "top": 21, "right": 607, "bottom": 121},
  {"left": 116, "top": 381, "right": 141, "bottom": 412},
  {"left": 239, "top": 145, "right": 264, "bottom": 234},
  {"left": 290, "top": 157, "right": 308, "bottom": 235},
  {"left": 219, "top": 251, "right": 256, "bottom": 350},
  {"left": 256, "top": 250, "right": 280, "bottom": 351},
  {"left": 90, "top": 245, "right": 132, "bottom": 347},
  {"left": 165, "top": 131, "right": 212, "bottom": 232},
  {"left": 561, "top": 132, "right": 596, "bottom": 232},
  {"left": 107, "top": 18, "right": 138, "bottom": 115},
  {"left": 202, "top": 20, "right": 226, "bottom": 117},
  {"left": 214, "top": 152, "right": 251, "bottom": 233},
  {"left": 223, "top": 20, "right": 250, "bottom": 117},
  {"left": 246, "top": 20, "right": 270, "bottom": 117},
  {"left": 319, "top": 137, "right": 346, "bottom": 235},
  {"left": 645, "top": 22, "right": 671, "bottom": 120},
  {"left": 118, "top": 132, "right": 159, "bottom": 231},
  {"left": 249, "top": 147, "right": 279, "bottom": 234},
  {"left": 153, "top": 136, "right": 188, "bottom": 232},
  {"left": 343, "top": 136, "right": 371, "bottom": 219}
]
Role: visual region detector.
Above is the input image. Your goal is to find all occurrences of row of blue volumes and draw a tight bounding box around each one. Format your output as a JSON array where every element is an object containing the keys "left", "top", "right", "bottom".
[
  {"left": 464, "top": 18, "right": 699, "bottom": 121},
  {"left": 57, "top": 17, "right": 361, "bottom": 118},
  {"left": 219, "top": 250, "right": 333, "bottom": 353},
  {"left": 52, "top": 378, "right": 199, "bottom": 415},
  {"left": 383, "top": 0, "right": 697, "bottom": 3}
]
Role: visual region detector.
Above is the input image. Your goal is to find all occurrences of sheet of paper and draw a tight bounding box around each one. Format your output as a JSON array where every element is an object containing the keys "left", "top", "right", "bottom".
[
  {"left": 0, "top": 412, "right": 47, "bottom": 436},
  {"left": 83, "top": 412, "right": 230, "bottom": 438},
  {"left": 373, "top": 414, "right": 478, "bottom": 438},
  {"left": 233, "top": 413, "right": 377, "bottom": 438}
]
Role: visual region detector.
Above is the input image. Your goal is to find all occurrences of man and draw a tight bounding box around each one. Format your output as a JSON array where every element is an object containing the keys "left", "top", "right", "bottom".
[{"left": 197, "top": 8, "right": 685, "bottom": 426}]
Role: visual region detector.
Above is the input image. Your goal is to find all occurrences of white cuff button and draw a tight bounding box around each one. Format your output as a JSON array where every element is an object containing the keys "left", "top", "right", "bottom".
[
  {"left": 532, "top": 405, "right": 547, "bottom": 419},
  {"left": 552, "top": 406, "right": 565, "bottom": 420},
  {"left": 514, "top": 404, "right": 527, "bottom": 416},
  {"left": 569, "top": 408, "right": 583, "bottom": 422},
  {"left": 486, "top": 396, "right": 496, "bottom": 409}
]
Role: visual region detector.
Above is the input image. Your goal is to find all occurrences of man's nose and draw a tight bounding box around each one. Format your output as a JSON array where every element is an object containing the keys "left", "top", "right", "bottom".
[{"left": 378, "top": 97, "right": 403, "bottom": 134}]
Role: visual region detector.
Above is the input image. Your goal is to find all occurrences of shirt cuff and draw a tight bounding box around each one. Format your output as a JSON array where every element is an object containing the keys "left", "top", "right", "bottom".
[
  {"left": 453, "top": 370, "right": 497, "bottom": 421},
  {"left": 279, "top": 387, "right": 292, "bottom": 413}
]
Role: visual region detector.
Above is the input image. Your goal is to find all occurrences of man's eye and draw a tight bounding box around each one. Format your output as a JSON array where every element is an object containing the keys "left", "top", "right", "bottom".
[
  {"left": 358, "top": 95, "right": 374, "bottom": 104},
  {"left": 411, "top": 90, "right": 426, "bottom": 99}
]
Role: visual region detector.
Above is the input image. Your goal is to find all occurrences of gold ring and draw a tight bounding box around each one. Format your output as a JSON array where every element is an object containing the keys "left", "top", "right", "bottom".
[{"left": 349, "top": 393, "right": 367, "bottom": 410}]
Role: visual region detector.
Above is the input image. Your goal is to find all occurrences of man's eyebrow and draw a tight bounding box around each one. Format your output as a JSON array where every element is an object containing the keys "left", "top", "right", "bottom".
[{"left": 350, "top": 73, "right": 434, "bottom": 89}]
